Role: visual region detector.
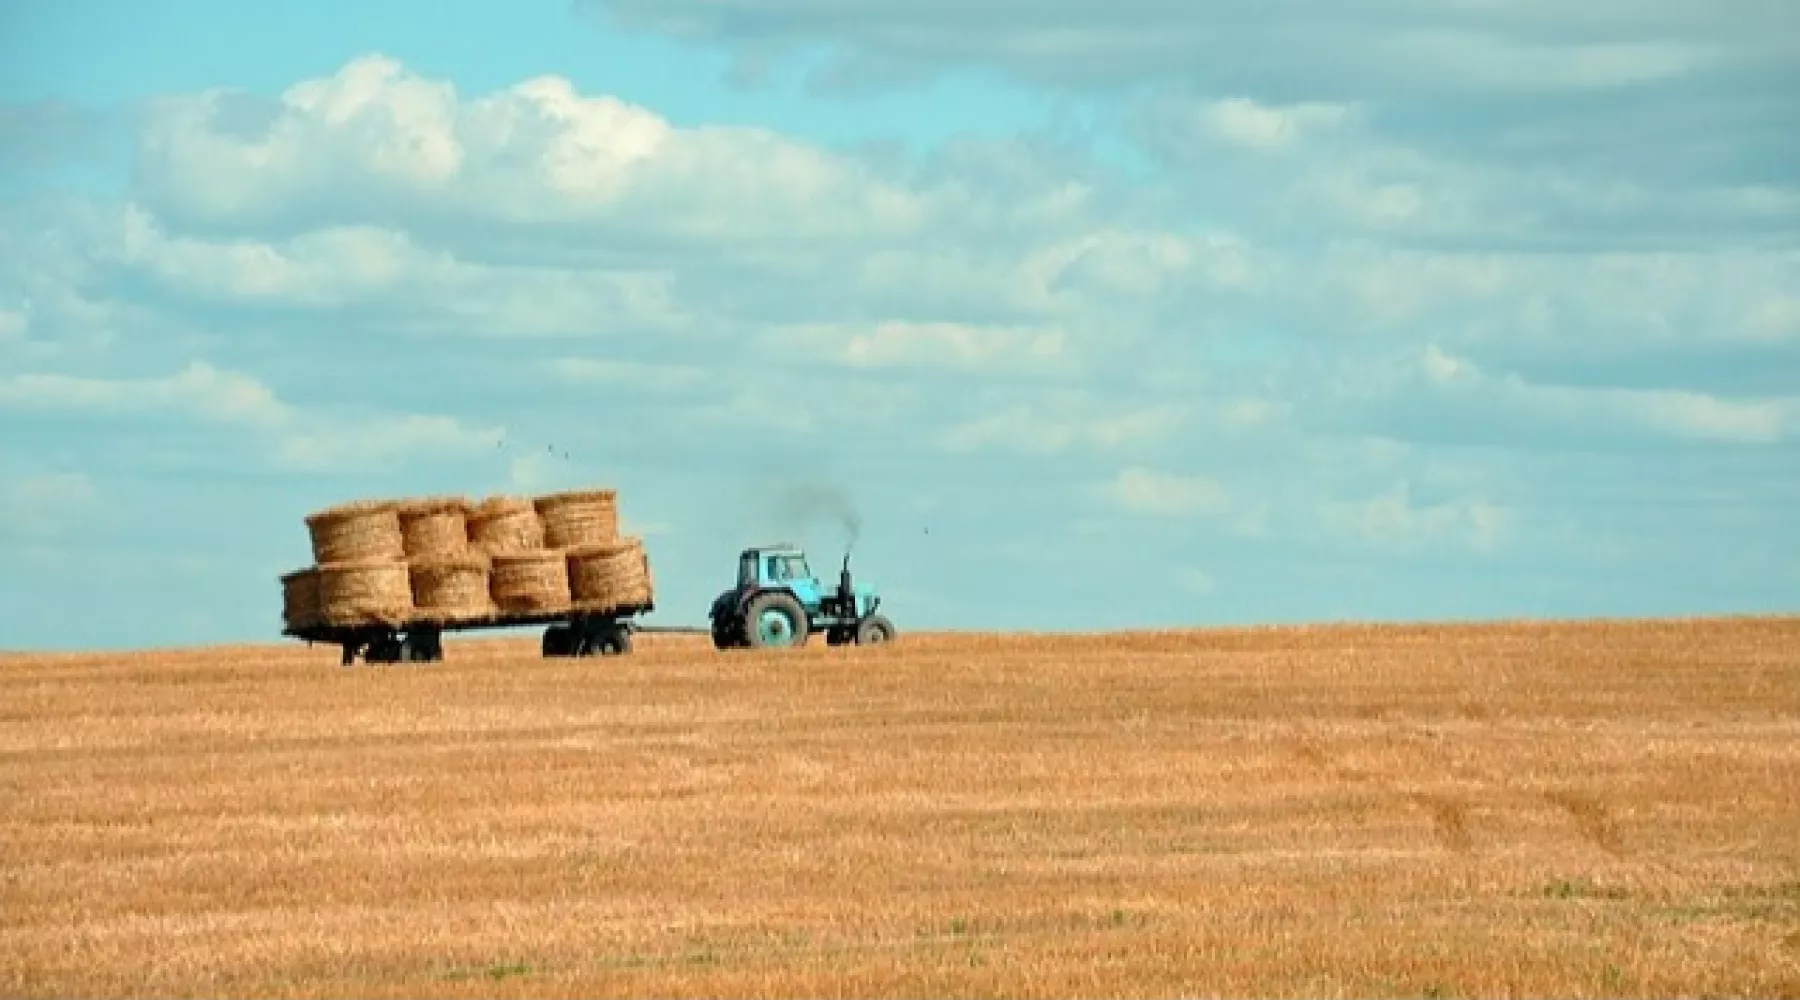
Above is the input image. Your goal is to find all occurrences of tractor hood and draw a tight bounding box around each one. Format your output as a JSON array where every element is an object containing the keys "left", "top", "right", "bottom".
[{"left": 851, "top": 581, "right": 881, "bottom": 618}]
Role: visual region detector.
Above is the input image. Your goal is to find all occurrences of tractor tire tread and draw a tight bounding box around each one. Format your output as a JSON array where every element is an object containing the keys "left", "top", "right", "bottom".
[{"left": 743, "top": 591, "right": 808, "bottom": 648}]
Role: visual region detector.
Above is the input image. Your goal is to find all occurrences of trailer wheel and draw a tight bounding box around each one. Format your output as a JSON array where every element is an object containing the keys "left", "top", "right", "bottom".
[
  {"left": 598, "top": 627, "right": 632, "bottom": 656},
  {"left": 568, "top": 620, "right": 626, "bottom": 657},
  {"left": 399, "top": 630, "right": 440, "bottom": 663},
  {"left": 367, "top": 634, "right": 403, "bottom": 663},
  {"left": 542, "top": 625, "right": 575, "bottom": 658}
]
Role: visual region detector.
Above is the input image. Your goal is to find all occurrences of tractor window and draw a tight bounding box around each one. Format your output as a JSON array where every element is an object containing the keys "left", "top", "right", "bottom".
[
  {"left": 739, "top": 553, "right": 758, "bottom": 587},
  {"left": 784, "top": 555, "right": 812, "bottom": 581},
  {"left": 766, "top": 556, "right": 787, "bottom": 581}
]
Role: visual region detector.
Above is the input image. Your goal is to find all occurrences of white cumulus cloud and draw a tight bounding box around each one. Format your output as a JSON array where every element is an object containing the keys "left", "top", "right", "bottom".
[
  {"left": 0, "top": 362, "right": 502, "bottom": 472},
  {"left": 0, "top": 361, "right": 291, "bottom": 429},
  {"left": 1107, "top": 467, "right": 1233, "bottom": 518},
  {"left": 546, "top": 358, "right": 710, "bottom": 392},
  {"left": 275, "top": 414, "right": 505, "bottom": 473},
  {"left": 0, "top": 306, "right": 27, "bottom": 342},
  {"left": 1318, "top": 480, "right": 1509, "bottom": 554},
  {"left": 1201, "top": 98, "right": 1355, "bottom": 152},
  {"left": 1417, "top": 345, "right": 1797, "bottom": 446},
  {"left": 939, "top": 401, "right": 1184, "bottom": 456},
  {"left": 768, "top": 321, "right": 1067, "bottom": 373},
  {"left": 134, "top": 53, "right": 930, "bottom": 244},
  {"left": 1, "top": 472, "right": 100, "bottom": 542}
]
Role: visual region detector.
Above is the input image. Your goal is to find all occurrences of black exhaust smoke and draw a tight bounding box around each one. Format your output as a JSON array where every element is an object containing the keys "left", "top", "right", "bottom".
[{"left": 768, "top": 481, "right": 862, "bottom": 556}]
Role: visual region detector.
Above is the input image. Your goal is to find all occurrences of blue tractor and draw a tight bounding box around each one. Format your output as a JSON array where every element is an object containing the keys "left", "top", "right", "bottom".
[{"left": 708, "top": 544, "right": 896, "bottom": 650}]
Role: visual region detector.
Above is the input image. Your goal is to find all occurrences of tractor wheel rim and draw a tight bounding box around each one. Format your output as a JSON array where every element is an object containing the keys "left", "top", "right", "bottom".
[{"left": 758, "top": 609, "right": 793, "bottom": 644}]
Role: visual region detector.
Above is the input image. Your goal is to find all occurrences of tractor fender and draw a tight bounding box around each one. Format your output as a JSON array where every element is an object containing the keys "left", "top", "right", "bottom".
[
  {"left": 735, "top": 586, "right": 808, "bottom": 627},
  {"left": 708, "top": 589, "right": 740, "bottom": 624}
]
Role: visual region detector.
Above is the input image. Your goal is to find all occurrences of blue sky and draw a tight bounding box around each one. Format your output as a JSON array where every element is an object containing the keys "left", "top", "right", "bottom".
[{"left": 2, "top": 0, "right": 1797, "bottom": 650}]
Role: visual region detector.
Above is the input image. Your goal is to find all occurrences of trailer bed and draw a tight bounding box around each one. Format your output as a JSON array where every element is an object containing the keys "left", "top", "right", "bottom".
[{"left": 282, "top": 601, "right": 659, "bottom": 664}]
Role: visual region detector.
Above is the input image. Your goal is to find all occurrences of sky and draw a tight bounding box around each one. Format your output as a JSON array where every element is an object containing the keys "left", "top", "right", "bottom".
[{"left": 1, "top": 0, "right": 1797, "bottom": 650}]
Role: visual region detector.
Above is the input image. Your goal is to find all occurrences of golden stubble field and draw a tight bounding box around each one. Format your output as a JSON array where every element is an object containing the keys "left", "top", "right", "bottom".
[{"left": 2, "top": 617, "right": 1797, "bottom": 998}]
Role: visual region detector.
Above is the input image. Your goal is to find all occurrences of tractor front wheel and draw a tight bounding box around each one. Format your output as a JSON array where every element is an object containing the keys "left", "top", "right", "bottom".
[
  {"left": 855, "top": 615, "right": 896, "bottom": 646},
  {"left": 743, "top": 592, "right": 808, "bottom": 649}
]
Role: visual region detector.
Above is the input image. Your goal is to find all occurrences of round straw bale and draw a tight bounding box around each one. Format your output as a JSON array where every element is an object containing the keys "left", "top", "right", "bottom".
[
  {"left": 490, "top": 550, "right": 571, "bottom": 614},
  {"left": 280, "top": 566, "right": 322, "bottom": 631},
  {"left": 567, "top": 538, "right": 653, "bottom": 613},
  {"left": 305, "top": 499, "right": 405, "bottom": 564},
  {"left": 397, "top": 495, "right": 468, "bottom": 515},
  {"left": 408, "top": 553, "right": 494, "bottom": 624},
  {"left": 534, "top": 488, "right": 619, "bottom": 549},
  {"left": 397, "top": 495, "right": 472, "bottom": 560},
  {"left": 317, "top": 559, "right": 415, "bottom": 627},
  {"left": 467, "top": 495, "right": 545, "bottom": 555}
]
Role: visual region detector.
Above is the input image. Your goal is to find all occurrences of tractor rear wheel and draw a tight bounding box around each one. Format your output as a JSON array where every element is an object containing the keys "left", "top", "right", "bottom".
[
  {"left": 855, "top": 615, "right": 896, "bottom": 646},
  {"left": 743, "top": 592, "right": 808, "bottom": 649}
]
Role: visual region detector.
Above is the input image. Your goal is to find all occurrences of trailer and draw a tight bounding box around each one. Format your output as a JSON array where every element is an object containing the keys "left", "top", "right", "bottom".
[{"left": 284, "top": 601, "right": 673, "bottom": 666}]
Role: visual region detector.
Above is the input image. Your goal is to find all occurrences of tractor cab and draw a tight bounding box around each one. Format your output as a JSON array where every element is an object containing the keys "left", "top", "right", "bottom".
[
  {"left": 710, "top": 543, "right": 894, "bottom": 650},
  {"left": 741, "top": 545, "right": 827, "bottom": 609}
]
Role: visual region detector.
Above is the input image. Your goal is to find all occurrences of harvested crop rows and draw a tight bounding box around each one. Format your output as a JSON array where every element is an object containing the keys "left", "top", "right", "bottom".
[{"left": 3, "top": 617, "right": 1798, "bottom": 997}]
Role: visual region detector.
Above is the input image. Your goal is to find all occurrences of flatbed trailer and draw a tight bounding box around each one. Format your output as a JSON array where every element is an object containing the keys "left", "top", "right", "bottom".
[{"left": 284, "top": 602, "right": 702, "bottom": 665}]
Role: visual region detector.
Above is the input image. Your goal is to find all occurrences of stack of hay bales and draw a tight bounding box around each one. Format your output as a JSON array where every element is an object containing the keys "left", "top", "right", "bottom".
[
  {"left": 399, "top": 497, "right": 494, "bottom": 625},
  {"left": 467, "top": 496, "right": 544, "bottom": 555},
  {"left": 280, "top": 567, "right": 322, "bottom": 633},
  {"left": 302, "top": 501, "right": 414, "bottom": 628},
  {"left": 279, "top": 484, "right": 653, "bottom": 633},
  {"left": 536, "top": 489, "right": 618, "bottom": 548},
  {"left": 541, "top": 489, "right": 651, "bottom": 615},
  {"left": 567, "top": 538, "right": 654, "bottom": 614},
  {"left": 472, "top": 495, "right": 566, "bottom": 614}
]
